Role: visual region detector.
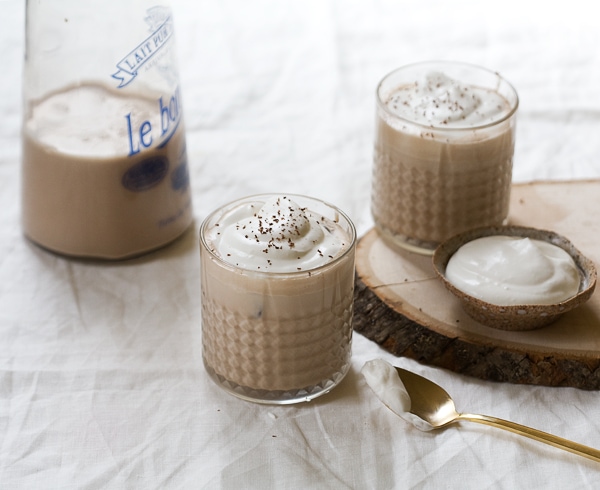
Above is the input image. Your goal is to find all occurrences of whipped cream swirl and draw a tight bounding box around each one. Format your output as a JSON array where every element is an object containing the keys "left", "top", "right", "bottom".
[
  {"left": 446, "top": 236, "right": 581, "bottom": 306},
  {"left": 385, "top": 71, "right": 510, "bottom": 128},
  {"left": 213, "top": 196, "right": 348, "bottom": 272}
]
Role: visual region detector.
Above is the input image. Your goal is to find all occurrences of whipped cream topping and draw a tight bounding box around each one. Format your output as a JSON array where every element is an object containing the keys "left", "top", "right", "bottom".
[
  {"left": 362, "top": 359, "right": 433, "bottom": 432},
  {"left": 445, "top": 236, "right": 581, "bottom": 306},
  {"left": 384, "top": 71, "right": 511, "bottom": 128},
  {"left": 211, "top": 195, "right": 349, "bottom": 272}
]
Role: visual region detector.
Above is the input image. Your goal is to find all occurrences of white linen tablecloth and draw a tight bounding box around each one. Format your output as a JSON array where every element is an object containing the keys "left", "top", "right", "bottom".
[{"left": 2, "top": 0, "right": 600, "bottom": 488}]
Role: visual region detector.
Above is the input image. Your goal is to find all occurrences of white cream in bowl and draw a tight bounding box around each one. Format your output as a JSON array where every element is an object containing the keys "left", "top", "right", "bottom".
[{"left": 445, "top": 235, "right": 580, "bottom": 306}]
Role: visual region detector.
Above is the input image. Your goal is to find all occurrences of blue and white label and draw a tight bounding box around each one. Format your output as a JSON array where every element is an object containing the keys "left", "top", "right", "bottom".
[
  {"left": 121, "top": 86, "right": 187, "bottom": 193},
  {"left": 112, "top": 7, "right": 173, "bottom": 88},
  {"left": 122, "top": 156, "right": 169, "bottom": 192},
  {"left": 125, "top": 86, "right": 182, "bottom": 156}
]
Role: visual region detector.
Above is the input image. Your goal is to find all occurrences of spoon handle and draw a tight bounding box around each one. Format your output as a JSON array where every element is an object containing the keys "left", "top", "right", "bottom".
[{"left": 459, "top": 413, "right": 600, "bottom": 463}]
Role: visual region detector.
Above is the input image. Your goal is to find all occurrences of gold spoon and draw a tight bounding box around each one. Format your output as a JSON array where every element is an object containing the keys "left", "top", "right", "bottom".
[{"left": 395, "top": 366, "right": 600, "bottom": 463}]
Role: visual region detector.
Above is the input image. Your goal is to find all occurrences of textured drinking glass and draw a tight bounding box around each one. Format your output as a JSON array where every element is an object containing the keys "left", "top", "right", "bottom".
[
  {"left": 21, "top": 1, "right": 192, "bottom": 259},
  {"left": 200, "top": 194, "right": 356, "bottom": 404},
  {"left": 372, "top": 61, "right": 518, "bottom": 254}
]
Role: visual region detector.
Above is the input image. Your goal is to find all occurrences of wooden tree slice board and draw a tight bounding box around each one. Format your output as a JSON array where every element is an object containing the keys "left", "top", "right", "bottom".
[{"left": 353, "top": 180, "right": 600, "bottom": 389}]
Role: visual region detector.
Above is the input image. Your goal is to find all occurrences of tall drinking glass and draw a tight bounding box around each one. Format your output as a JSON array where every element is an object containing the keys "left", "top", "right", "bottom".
[
  {"left": 372, "top": 61, "right": 518, "bottom": 254},
  {"left": 200, "top": 194, "right": 356, "bottom": 404}
]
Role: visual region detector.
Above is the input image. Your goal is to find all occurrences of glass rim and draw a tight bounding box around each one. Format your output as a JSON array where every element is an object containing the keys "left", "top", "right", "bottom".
[
  {"left": 376, "top": 60, "right": 519, "bottom": 132},
  {"left": 199, "top": 193, "right": 357, "bottom": 278}
]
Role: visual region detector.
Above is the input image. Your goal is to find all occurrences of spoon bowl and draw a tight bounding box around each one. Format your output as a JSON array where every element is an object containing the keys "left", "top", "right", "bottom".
[{"left": 394, "top": 366, "right": 600, "bottom": 463}]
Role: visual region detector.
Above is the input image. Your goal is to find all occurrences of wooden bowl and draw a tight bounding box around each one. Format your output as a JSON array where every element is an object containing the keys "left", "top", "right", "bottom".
[{"left": 432, "top": 226, "right": 597, "bottom": 331}]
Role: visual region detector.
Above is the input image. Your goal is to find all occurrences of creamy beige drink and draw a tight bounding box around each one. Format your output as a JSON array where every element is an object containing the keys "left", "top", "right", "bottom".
[
  {"left": 22, "top": 83, "right": 192, "bottom": 259},
  {"left": 372, "top": 62, "right": 518, "bottom": 253},
  {"left": 200, "top": 194, "right": 356, "bottom": 404}
]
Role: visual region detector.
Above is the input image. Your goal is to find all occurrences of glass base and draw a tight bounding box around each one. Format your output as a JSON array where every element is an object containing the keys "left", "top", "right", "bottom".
[
  {"left": 375, "top": 225, "right": 438, "bottom": 256},
  {"left": 204, "top": 360, "right": 350, "bottom": 405}
]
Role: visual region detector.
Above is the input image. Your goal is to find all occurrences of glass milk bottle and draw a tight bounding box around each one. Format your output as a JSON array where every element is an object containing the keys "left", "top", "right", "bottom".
[{"left": 21, "top": 1, "right": 192, "bottom": 259}]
